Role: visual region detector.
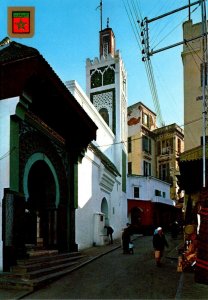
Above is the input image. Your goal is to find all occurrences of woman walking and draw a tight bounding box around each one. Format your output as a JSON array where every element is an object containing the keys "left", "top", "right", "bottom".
[{"left": 153, "top": 227, "right": 169, "bottom": 267}]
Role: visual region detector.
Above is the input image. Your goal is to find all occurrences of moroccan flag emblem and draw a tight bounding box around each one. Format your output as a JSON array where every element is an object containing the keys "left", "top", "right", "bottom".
[
  {"left": 8, "top": 7, "right": 35, "bottom": 38},
  {"left": 12, "top": 11, "right": 30, "bottom": 34}
]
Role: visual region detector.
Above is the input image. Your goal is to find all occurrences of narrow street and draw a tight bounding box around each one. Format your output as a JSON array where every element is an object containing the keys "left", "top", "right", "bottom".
[{"left": 20, "top": 234, "right": 208, "bottom": 299}]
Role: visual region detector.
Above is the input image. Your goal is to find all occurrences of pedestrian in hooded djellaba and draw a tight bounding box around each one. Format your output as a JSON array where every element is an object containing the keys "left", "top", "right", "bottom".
[
  {"left": 153, "top": 227, "right": 169, "bottom": 267},
  {"left": 122, "top": 227, "right": 132, "bottom": 254}
]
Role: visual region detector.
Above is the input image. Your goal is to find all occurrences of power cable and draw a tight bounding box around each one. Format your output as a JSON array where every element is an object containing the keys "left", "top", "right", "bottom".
[{"left": 96, "top": 116, "right": 201, "bottom": 149}]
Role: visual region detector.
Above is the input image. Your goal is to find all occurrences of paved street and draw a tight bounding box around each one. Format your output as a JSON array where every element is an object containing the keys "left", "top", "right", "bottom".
[{"left": 17, "top": 234, "right": 208, "bottom": 299}]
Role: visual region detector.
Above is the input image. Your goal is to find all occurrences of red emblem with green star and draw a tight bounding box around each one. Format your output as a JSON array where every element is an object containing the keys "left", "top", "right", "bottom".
[{"left": 12, "top": 11, "right": 30, "bottom": 34}]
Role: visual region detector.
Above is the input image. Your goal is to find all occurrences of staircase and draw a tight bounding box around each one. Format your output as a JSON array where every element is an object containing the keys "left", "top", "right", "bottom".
[{"left": 0, "top": 250, "right": 87, "bottom": 291}]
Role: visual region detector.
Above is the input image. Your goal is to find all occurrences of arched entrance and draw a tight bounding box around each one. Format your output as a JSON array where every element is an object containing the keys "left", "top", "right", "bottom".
[
  {"left": 101, "top": 197, "right": 109, "bottom": 225},
  {"left": 23, "top": 153, "right": 59, "bottom": 249},
  {"left": 131, "top": 206, "right": 143, "bottom": 232}
]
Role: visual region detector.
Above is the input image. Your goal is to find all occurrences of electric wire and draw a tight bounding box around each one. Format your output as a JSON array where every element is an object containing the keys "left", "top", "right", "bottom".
[
  {"left": 123, "top": 1, "right": 204, "bottom": 131},
  {"left": 151, "top": 3, "right": 200, "bottom": 50},
  {"left": 150, "top": 4, "right": 201, "bottom": 126},
  {"left": 124, "top": 0, "right": 165, "bottom": 127},
  {"left": 0, "top": 147, "right": 17, "bottom": 161},
  {"left": 95, "top": 116, "right": 202, "bottom": 149}
]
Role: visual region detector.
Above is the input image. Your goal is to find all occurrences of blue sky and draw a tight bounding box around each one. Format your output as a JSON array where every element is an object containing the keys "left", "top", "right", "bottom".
[{"left": 0, "top": 1, "right": 203, "bottom": 127}]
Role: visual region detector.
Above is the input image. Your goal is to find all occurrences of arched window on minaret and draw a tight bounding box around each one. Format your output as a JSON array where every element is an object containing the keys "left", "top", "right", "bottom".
[
  {"left": 91, "top": 70, "right": 102, "bottom": 88},
  {"left": 99, "top": 107, "right": 109, "bottom": 126},
  {"left": 103, "top": 67, "right": 115, "bottom": 85}
]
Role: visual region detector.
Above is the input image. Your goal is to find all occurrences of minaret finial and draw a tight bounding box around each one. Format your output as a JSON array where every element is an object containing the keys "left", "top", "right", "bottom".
[
  {"left": 96, "top": 1, "right": 103, "bottom": 31},
  {"left": 100, "top": 1, "right": 103, "bottom": 31},
  {"left": 107, "top": 17, "right": 109, "bottom": 28}
]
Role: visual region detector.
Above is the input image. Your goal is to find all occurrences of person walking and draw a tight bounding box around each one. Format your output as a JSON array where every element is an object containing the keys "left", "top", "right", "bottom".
[
  {"left": 104, "top": 225, "right": 114, "bottom": 244},
  {"left": 122, "top": 227, "right": 131, "bottom": 254},
  {"left": 153, "top": 227, "right": 169, "bottom": 267}
]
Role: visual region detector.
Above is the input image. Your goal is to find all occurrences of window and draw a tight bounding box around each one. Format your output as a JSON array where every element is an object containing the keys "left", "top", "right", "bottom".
[
  {"left": 128, "top": 137, "right": 132, "bottom": 153},
  {"left": 134, "top": 187, "right": 140, "bottom": 198},
  {"left": 143, "top": 161, "right": 151, "bottom": 176},
  {"left": 177, "top": 138, "right": 181, "bottom": 154},
  {"left": 142, "top": 135, "right": 151, "bottom": 154},
  {"left": 162, "top": 192, "right": 166, "bottom": 198},
  {"left": 102, "top": 35, "right": 110, "bottom": 57},
  {"left": 142, "top": 112, "right": 150, "bottom": 128},
  {"left": 91, "top": 70, "right": 102, "bottom": 88},
  {"left": 128, "top": 162, "right": 132, "bottom": 175},
  {"left": 161, "top": 138, "right": 173, "bottom": 154},
  {"left": 157, "top": 141, "right": 161, "bottom": 155},
  {"left": 159, "top": 163, "right": 170, "bottom": 182},
  {"left": 103, "top": 68, "right": 115, "bottom": 85},
  {"left": 155, "top": 189, "right": 161, "bottom": 196}
]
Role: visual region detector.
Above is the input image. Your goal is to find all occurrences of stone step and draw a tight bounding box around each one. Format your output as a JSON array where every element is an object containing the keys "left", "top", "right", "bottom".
[
  {"left": 0, "top": 251, "right": 86, "bottom": 291},
  {"left": 12, "top": 254, "right": 85, "bottom": 273},
  {"left": 0, "top": 276, "right": 34, "bottom": 291},
  {"left": 10, "top": 260, "right": 80, "bottom": 279},
  {"left": 27, "top": 249, "right": 58, "bottom": 257},
  {"left": 17, "top": 251, "right": 81, "bottom": 265},
  {"left": 0, "top": 261, "right": 86, "bottom": 291},
  {"left": 11, "top": 260, "right": 83, "bottom": 279}
]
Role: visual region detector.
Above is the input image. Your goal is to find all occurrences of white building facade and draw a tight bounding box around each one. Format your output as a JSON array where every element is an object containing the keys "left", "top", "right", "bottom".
[
  {"left": 127, "top": 175, "right": 175, "bottom": 206},
  {"left": 127, "top": 175, "right": 176, "bottom": 233}
]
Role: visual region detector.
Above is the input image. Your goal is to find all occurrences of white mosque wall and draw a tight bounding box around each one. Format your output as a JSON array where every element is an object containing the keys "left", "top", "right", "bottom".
[
  {"left": 0, "top": 96, "right": 19, "bottom": 271},
  {"left": 66, "top": 80, "right": 128, "bottom": 250},
  {"left": 66, "top": 80, "right": 114, "bottom": 162},
  {"left": 76, "top": 147, "right": 127, "bottom": 250}
]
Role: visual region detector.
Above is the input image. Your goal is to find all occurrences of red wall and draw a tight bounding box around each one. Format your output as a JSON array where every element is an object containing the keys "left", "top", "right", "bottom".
[{"left": 128, "top": 199, "right": 154, "bottom": 226}]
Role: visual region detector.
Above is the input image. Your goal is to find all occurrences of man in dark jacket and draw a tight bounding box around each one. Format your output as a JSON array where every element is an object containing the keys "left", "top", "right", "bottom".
[{"left": 153, "top": 227, "right": 169, "bottom": 267}]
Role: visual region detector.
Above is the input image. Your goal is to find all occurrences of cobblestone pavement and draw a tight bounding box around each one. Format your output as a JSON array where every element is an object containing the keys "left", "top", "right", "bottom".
[{"left": 0, "top": 234, "right": 208, "bottom": 299}]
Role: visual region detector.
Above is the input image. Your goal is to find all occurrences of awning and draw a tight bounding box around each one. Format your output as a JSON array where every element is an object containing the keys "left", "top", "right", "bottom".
[
  {"left": 180, "top": 145, "right": 208, "bottom": 162},
  {"left": 127, "top": 198, "right": 175, "bottom": 214},
  {"left": 152, "top": 197, "right": 175, "bottom": 206}
]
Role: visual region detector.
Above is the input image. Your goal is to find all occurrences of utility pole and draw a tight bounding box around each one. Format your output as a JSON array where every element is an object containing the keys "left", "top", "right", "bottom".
[
  {"left": 140, "top": 1, "right": 201, "bottom": 59},
  {"left": 201, "top": 0, "right": 208, "bottom": 187},
  {"left": 189, "top": 0, "right": 191, "bottom": 20},
  {"left": 140, "top": 0, "right": 207, "bottom": 188}
]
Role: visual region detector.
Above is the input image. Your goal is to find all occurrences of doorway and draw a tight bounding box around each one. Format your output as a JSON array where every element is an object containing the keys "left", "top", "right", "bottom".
[
  {"left": 24, "top": 158, "right": 58, "bottom": 249},
  {"left": 130, "top": 206, "right": 143, "bottom": 232}
]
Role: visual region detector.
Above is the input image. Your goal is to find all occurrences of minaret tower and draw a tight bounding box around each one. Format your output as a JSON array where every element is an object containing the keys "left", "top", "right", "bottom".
[
  {"left": 99, "top": 18, "right": 115, "bottom": 59},
  {"left": 86, "top": 16, "right": 128, "bottom": 188}
]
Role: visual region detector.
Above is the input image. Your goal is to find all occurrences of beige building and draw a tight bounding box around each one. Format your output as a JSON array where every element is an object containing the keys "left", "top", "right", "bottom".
[
  {"left": 182, "top": 20, "right": 205, "bottom": 151},
  {"left": 178, "top": 18, "right": 208, "bottom": 207},
  {"left": 127, "top": 102, "right": 184, "bottom": 203},
  {"left": 153, "top": 124, "right": 184, "bottom": 201},
  {"left": 127, "top": 102, "right": 157, "bottom": 177}
]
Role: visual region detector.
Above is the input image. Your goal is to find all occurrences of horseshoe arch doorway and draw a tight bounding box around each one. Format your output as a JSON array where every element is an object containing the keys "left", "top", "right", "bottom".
[{"left": 23, "top": 153, "right": 60, "bottom": 249}]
